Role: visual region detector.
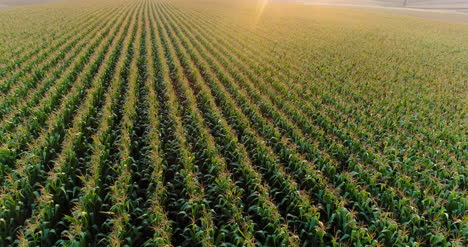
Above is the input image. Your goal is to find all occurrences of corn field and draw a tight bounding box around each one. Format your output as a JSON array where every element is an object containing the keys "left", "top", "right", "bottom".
[{"left": 0, "top": 0, "right": 466, "bottom": 246}]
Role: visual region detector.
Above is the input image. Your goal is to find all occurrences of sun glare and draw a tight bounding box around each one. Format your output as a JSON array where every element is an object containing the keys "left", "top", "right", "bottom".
[{"left": 254, "top": 0, "right": 270, "bottom": 25}]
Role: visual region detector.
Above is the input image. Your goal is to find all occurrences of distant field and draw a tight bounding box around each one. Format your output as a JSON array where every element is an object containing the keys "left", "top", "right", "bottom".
[
  {"left": 300, "top": 0, "right": 468, "bottom": 8},
  {"left": 0, "top": 0, "right": 466, "bottom": 246},
  {"left": 0, "top": 0, "right": 62, "bottom": 9},
  {"left": 406, "top": 0, "right": 468, "bottom": 9},
  {"left": 298, "top": 0, "right": 468, "bottom": 22}
]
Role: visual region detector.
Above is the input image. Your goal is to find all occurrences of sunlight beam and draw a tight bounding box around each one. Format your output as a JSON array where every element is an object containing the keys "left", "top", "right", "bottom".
[{"left": 254, "top": 0, "right": 270, "bottom": 25}]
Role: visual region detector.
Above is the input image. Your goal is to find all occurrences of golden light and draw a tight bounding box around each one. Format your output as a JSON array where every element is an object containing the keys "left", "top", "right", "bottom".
[{"left": 254, "top": 0, "right": 270, "bottom": 25}]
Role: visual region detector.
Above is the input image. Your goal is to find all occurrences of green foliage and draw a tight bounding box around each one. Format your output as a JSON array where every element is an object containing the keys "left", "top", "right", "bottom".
[{"left": 0, "top": 0, "right": 465, "bottom": 246}]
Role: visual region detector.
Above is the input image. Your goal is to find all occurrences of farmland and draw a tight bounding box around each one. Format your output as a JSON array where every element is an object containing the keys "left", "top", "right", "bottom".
[{"left": 0, "top": 0, "right": 466, "bottom": 246}]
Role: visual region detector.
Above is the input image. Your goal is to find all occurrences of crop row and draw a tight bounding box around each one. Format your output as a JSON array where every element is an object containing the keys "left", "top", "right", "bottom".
[{"left": 0, "top": 0, "right": 465, "bottom": 246}]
